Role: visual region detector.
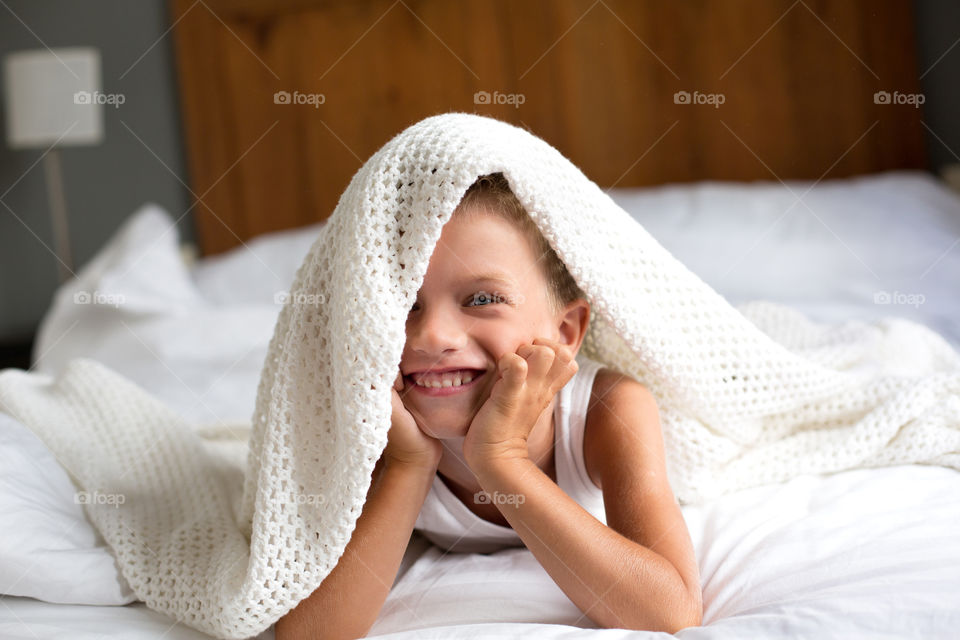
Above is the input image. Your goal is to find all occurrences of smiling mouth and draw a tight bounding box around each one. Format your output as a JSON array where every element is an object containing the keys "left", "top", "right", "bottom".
[{"left": 406, "top": 369, "right": 486, "bottom": 395}]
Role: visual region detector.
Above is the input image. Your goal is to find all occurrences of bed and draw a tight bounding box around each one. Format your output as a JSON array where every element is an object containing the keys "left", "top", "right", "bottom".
[
  {"left": 2, "top": 170, "right": 959, "bottom": 639},
  {"left": 3, "top": 0, "right": 959, "bottom": 638}
]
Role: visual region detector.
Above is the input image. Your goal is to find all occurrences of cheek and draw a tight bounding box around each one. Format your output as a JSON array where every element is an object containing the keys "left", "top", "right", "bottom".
[
  {"left": 481, "top": 311, "right": 552, "bottom": 363},
  {"left": 519, "top": 301, "right": 557, "bottom": 336}
]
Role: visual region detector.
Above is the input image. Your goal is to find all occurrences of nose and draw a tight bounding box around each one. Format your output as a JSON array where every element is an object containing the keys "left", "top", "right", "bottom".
[{"left": 406, "top": 303, "right": 468, "bottom": 355}]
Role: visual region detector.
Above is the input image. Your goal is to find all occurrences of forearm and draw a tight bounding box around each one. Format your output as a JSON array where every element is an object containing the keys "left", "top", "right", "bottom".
[
  {"left": 473, "top": 457, "right": 701, "bottom": 633},
  {"left": 275, "top": 458, "right": 435, "bottom": 640}
]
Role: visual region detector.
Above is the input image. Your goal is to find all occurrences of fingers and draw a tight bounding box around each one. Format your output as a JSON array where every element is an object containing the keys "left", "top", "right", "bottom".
[
  {"left": 516, "top": 342, "right": 553, "bottom": 381},
  {"left": 391, "top": 385, "right": 402, "bottom": 409},
  {"left": 485, "top": 352, "right": 521, "bottom": 411},
  {"left": 485, "top": 340, "right": 579, "bottom": 428},
  {"left": 498, "top": 351, "right": 527, "bottom": 387},
  {"left": 525, "top": 338, "right": 579, "bottom": 390},
  {"left": 390, "top": 386, "right": 407, "bottom": 426},
  {"left": 532, "top": 337, "right": 575, "bottom": 366}
]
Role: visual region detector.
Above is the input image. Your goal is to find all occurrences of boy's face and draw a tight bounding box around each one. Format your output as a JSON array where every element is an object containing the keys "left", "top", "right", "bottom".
[{"left": 398, "top": 207, "right": 563, "bottom": 440}]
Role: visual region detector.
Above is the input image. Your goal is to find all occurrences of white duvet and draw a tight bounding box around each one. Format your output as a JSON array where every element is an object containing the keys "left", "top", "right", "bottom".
[
  {"left": 2, "top": 170, "right": 959, "bottom": 639},
  {"left": 370, "top": 464, "right": 960, "bottom": 639}
]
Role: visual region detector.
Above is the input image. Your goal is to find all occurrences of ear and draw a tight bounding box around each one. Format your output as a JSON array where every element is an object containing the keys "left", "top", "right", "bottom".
[{"left": 555, "top": 298, "right": 590, "bottom": 355}]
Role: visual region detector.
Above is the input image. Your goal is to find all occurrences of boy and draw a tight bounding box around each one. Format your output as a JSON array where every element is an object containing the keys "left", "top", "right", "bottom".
[{"left": 276, "top": 174, "right": 702, "bottom": 639}]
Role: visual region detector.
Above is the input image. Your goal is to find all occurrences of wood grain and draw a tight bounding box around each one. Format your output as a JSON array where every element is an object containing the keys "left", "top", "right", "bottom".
[{"left": 170, "top": 0, "right": 925, "bottom": 255}]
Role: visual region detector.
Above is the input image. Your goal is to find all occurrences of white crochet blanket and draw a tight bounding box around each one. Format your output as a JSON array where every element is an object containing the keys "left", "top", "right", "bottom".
[{"left": 1, "top": 113, "right": 959, "bottom": 639}]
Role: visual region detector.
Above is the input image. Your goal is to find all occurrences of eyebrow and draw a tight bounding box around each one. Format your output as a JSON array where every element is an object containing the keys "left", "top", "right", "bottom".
[{"left": 455, "top": 272, "right": 518, "bottom": 288}]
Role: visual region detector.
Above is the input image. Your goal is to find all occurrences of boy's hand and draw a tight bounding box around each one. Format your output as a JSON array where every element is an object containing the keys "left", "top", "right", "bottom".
[
  {"left": 384, "top": 370, "right": 442, "bottom": 470},
  {"left": 463, "top": 338, "right": 578, "bottom": 470}
]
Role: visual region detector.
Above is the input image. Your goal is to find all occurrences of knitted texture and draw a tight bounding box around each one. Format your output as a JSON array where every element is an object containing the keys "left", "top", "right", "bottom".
[{"left": 1, "top": 112, "right": 959, "bottom": 638}]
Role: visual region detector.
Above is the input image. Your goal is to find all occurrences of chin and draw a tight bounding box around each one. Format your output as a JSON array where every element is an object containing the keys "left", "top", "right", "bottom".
[
  {"left": 422, "top": 420, "right": 470, "bottom": 441},
  {"left": 414, "top": 409, "right": 472, "bottom": 440}
]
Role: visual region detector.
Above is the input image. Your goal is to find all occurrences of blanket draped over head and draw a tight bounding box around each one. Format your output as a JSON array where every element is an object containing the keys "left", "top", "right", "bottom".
[{"left": 1, "top": 113, "right": 959, "bottom": 639}]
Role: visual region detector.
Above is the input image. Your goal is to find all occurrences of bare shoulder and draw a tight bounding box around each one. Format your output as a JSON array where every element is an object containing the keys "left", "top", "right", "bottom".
[{"left": 583, "top": 368, "right": 662, "bottom": 491}]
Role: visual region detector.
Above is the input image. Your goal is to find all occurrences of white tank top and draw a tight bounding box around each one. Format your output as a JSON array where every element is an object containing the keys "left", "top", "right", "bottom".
[{"left": 413, "top": 354, "right": 607, "bottom": 553}]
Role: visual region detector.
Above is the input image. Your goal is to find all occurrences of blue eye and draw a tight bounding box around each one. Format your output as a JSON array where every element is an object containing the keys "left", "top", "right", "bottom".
[
  {"left": 468, "top": 291, "right": 498, "bottom": 307},
  {"left": 467, "top": 291, "right": 493, "bottom": 306}
]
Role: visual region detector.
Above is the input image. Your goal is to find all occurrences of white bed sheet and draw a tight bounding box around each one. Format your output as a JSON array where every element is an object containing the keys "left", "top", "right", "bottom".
[
  {"left": 3, "top": 463, "right": 957, "bottom": 639},
  {"left": 370, "top": 464, "right": 960, "bottom": 639},
  {"left": 0, "top": 596, "right": 232, "bottom": 640},
  {"left": 3, "top": 170, "right": 959, "bottom": 639}
]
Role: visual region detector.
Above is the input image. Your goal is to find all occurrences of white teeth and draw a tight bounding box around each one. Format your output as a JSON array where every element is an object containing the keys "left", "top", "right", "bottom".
[{"left": 413, "top": 370, "right": 476, "bottom": 388}]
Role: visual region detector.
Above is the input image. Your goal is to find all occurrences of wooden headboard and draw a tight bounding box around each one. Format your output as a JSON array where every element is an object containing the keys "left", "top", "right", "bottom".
[{"left": 170, "top": 0, "right": 925, "bottom": 255}]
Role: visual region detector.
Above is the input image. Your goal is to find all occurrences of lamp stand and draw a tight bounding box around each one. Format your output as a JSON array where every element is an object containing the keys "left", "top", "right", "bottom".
[{"left": 41, "top": 148, "right": 74, "bottom": 283}]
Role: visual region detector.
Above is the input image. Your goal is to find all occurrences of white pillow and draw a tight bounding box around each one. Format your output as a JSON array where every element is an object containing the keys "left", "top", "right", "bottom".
[
  {"left": 4, "top": 204, "right": 313, "bottom": 607},
  {"left": 608, "top": 170, "right": 960, "bottom": 349},
  {"left": 190, "top": 220, "right": 325, "bottom": 307},
  {"left": 32, "top": 203, "right": 280, "bottom": 426},
  {"left": 0, "top": 411, "right": 136, "bottom": 605}
]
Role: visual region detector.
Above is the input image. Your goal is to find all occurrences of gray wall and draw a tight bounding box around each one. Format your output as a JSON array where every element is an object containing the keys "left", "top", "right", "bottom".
[
  {"left": 0, "top": 0, "right": 190, "bottom": 344},
  {"left": 915, "top": 0, "right": 960, "bottom": 175},
  {"left": 0, "top": 0, "right": 958, "bottom": 350}
]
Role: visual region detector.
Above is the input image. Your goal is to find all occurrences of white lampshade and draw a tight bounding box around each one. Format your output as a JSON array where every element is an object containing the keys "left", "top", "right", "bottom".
[{"left": 3, "top": 47, "right": 104, "bottom": 149}]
